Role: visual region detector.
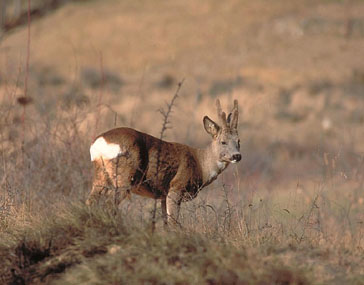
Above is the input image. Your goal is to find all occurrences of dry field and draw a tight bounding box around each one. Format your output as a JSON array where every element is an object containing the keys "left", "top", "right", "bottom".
[{"left": 0, "top": 0, "right": 363, "bottom": 284}]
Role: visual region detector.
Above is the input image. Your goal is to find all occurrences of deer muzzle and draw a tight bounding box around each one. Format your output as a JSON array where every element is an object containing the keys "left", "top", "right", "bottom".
[{"left": 231, "top": 153, "right": 241, "bottom": 163}]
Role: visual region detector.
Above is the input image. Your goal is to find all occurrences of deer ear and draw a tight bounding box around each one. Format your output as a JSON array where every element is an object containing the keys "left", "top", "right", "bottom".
[{"left": 203, "top": 116, "right": 220, "bottom": 137}]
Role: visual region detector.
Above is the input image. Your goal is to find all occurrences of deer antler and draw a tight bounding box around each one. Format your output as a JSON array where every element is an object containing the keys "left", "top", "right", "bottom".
[
  {"left": 229, "top": 100, "right": 239, "bottom": 130},
  {"left": 216, "top": 99, "right": 228, "bottom": 128}
]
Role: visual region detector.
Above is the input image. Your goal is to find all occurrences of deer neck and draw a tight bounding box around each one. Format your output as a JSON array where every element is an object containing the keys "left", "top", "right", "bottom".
[{"left": 196, "top": 143, "right": 229, "bottom": 185}]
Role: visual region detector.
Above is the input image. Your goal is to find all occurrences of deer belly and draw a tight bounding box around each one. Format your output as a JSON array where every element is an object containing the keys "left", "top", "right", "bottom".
[{"left": 131, "top": 184, "right": 162, "bottom": 199}]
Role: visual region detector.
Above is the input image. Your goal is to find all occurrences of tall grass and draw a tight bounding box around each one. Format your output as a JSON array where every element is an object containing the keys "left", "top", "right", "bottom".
[{"left": 0, "top": 87, "right": 362, "bottom": 284}]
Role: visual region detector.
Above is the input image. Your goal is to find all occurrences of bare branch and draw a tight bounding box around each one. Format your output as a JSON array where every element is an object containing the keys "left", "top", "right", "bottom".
[
  {"left": 151, "top": 78, "right": 185, "bottom": 232},
  {"left": 158, "top": 78, "right": 185, "bottom": 140}
]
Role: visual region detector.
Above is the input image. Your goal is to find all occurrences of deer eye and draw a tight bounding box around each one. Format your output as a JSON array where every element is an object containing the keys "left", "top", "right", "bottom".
[
  {"left": 238, "top": 140, "right": 240, "bottom": 147},
  {"left": 221, "top": 141, "right": 227, "bottom": 145}
]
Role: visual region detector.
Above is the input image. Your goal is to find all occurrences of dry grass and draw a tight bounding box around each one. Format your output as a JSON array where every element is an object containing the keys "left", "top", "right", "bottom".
[
  {"left": 0, "top": 0, "right": 364, "bottom": 284},
  {"left": 0, "top": 188, "right": 362, "bottom": 284},
  {"left": 0, "top": 85, "right": 362, "bottom": 284}
]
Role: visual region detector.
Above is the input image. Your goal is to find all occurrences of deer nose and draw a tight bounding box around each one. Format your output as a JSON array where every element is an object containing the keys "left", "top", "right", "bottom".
[{"left": 232, "top": 154, "right": 241, "bottom": 162}]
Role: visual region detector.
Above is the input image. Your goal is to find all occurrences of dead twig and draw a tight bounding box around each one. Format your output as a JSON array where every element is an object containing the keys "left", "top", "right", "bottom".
[
  {"left": 20, "top": 0, "right": 31, "bottom": 164},
  {"left": 151, "top": 78, "right": 185, "bottom": 232}
]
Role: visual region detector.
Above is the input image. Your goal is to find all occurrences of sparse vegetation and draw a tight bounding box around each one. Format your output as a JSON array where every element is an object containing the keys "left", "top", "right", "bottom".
[{"left": 0, "top": 0, "right": 363, "bottom": 284}]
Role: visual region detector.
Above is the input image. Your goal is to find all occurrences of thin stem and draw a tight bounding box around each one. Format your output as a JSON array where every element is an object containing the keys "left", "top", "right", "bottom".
[
  {"left": 94, "top": 52, "right": 105, "bottom": 139},
  {"left": 21, "top": 0, "right": 31, "bottom": 164},
  {"left": 151, "top": 79, "right": 185, "bottom": 232}
]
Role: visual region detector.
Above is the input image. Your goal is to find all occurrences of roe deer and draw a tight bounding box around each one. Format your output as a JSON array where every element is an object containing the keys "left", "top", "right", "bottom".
[{"left": 86, "top": 99, "right": 241, "bottom": 225}]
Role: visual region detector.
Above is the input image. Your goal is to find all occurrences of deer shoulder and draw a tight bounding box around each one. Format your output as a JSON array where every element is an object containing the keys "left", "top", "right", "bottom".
[{"left": 87, "top": 99, "right": 241, "bottom": 226}]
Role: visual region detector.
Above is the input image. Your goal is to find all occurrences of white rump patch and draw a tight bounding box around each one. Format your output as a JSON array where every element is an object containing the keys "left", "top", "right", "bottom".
[{"left": 90, "top": 137, "right": 122, "bottom": 161}]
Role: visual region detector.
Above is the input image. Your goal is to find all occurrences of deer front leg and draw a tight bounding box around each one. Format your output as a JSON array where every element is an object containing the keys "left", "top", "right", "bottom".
[{"left": 166, "top": 190, "right": 182, "bottom": 226}]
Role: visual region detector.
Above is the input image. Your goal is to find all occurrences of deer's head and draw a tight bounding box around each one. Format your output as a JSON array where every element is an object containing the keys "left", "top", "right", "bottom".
[{"left": 203, "top": 99, "right": 241, "bottom": 164}]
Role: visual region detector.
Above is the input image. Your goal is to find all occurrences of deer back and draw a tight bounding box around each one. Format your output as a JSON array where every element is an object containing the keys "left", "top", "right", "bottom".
[{"left": 91, "top": 127, "right": 204, "bottom": 197}]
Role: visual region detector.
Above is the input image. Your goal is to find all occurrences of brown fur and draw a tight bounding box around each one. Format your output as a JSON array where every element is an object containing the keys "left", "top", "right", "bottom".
[{"left": 87, "top": 100, "right": 241, "bottom": 225}]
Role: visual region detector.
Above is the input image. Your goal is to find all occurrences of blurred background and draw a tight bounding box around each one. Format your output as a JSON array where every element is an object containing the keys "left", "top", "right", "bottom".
[
  {"left": 0, "top": 2, "right": 363, "bottom": 283},
  {"left": 0, "top": 0, "right": 363, "bottom": 218}
]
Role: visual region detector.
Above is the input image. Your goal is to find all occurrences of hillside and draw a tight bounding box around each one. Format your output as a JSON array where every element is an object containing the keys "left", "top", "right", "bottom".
[{"left": 0, "top": 0, "right": 363, "bottom": 284}]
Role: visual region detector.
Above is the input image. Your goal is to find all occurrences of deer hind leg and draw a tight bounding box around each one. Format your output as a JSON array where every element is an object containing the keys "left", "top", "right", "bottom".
[
  {"left": 86, "top": 159, "right": 113, "bottom": 206},
  {"left": 87, "top": 157, "right": 132, "bottom": 207},
  {"left": 166, "top": 190, "right": 182, "bottom": 226}
]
